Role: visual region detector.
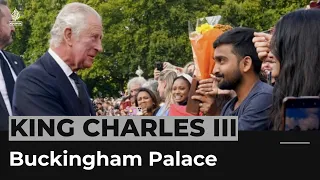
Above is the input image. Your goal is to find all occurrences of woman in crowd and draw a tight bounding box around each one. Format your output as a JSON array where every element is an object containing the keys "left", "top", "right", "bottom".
[
  {"left": 172, "top": 74, "right": 192, "bottom": 106},
  {"left": 255, "top": 9, "right": 320, "bottom": 130},
  {"left": 135, "top": 88, "right": 160, "bottom": 116},
  {"left": 168, "top": 73, "right": 194, "bottom": 116},
  {"left": 254, "top": 27, "right": 280, "bottom": 86},
  {"left": 183, "top": 62, "right": 195, "bottom": 77},
  {"left": 156, "top": 69, "right": 178, "bottom": 116},
  {"left": 260, "top": 51, "right": 280, "bottom": 86}
]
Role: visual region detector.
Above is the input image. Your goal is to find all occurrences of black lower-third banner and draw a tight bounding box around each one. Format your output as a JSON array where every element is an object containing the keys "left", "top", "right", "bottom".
[{"left": 1, "top": 131, "right": 319, "bottom": 177}]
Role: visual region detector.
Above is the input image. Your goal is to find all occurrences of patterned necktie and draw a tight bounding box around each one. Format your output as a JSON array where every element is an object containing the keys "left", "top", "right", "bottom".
[
  {"left": 69, "top": 72, "right": 91, "bottom": 115},
  {"left": 0, "top": 52, "right": 15, "bottom": 104}
]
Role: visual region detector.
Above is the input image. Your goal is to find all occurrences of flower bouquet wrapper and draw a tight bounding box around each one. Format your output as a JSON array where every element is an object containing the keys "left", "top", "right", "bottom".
[{"left": 186, "top": 16, "right": 232, "bottom": 115}]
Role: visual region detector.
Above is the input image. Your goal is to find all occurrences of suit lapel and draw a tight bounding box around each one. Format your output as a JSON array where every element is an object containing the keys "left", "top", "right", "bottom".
[
  {"left": 0, "top": 92, "right": 9, "bottom": 115},
  {"left": 40, "top": 52, "right": 83, "bottom": 116},
  {"left": 2, "top": 51, "right": 21, "bottom": 76}
]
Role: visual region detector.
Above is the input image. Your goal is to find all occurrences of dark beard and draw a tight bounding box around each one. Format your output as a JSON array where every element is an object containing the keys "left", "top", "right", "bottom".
[{"left": 218, "top": 69, "right": 242, "bottom": 90}]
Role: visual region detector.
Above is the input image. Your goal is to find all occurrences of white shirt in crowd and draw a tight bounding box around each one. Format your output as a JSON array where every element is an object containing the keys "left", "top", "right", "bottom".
[{"left": 0, "top": 50, "right": 17, "bottom": 115}]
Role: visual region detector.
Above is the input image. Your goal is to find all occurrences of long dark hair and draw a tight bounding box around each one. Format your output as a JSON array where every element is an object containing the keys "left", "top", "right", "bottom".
[
  {"left": 135, "top": 88, "right": 159, "bottom": 112},
  {"left": 270, "top": 9, "right": 320, "bottom": 130}
]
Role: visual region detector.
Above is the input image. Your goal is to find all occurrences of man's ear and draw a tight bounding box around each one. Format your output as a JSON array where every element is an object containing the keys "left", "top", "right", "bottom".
[
  {"left": 64, "top": 27, "right": 73, "bottom": 46},
  {"left": 240, "top": 56, "right": 253, "bottom": 73}
]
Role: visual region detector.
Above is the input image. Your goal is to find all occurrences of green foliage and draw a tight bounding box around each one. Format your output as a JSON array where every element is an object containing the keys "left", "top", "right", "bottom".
[{"left": 5, "top": 0, "right": 309, "bottom": 98}]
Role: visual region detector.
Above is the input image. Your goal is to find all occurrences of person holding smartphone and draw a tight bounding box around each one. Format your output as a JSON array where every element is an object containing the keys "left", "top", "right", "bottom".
[
  {"left": 135, "top": 88, "right": 160, "bottom": 116},
  {"left": 260, "top": 51, "right": 280, "bottom": 86},
  {"left": 154, "top": 61, "right": 183, "bottom": 80},
  {"left": 254, "top": 9, "right": 320, "bottom": 130}
]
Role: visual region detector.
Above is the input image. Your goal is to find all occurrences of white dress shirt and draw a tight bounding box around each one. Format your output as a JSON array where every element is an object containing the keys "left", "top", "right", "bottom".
[
  {"left": 48, "top": 48, "right": 79, "bottom": 97},
  {"left": 0, "top": 50, "right": 17, "bottom": 115}
]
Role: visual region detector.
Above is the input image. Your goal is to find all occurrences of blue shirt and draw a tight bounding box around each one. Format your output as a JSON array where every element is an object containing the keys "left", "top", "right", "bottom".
[
  {"left": 155, "top": 105, "right": 169, "bottom": 116},
  {"left": 221, "top": 80, "right": 273, "bottom": 130}
]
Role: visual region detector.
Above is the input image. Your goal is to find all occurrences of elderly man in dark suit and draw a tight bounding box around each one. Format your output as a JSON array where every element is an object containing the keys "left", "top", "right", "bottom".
[
  {"left": 0, "top": 1, "right": 25, "bottom": 131},
  {"left": 13, "top": 2, "right": 103, "bottom": 116}
]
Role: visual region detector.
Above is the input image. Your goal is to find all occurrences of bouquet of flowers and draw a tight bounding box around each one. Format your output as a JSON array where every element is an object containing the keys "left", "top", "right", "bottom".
[
  {"left": 189, "top": 16, "right": 232, "bottom": 79},
  {"left": 186, "top": 16, "right": 232, "bottom": 115}
]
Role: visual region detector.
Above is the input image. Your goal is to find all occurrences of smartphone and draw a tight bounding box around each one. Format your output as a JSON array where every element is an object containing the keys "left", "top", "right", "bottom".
[
  {"left": 267, "top": 71, "right": 272, "bottom": 85},
  {"left": 127, "top": 107, "right": 143, "bottom": 116},
  {"left": 155, "top": 61, "right": 163, "bottom": 71},
  {"left": 281, "top": 96, "right": 320, "bottom": 131}
]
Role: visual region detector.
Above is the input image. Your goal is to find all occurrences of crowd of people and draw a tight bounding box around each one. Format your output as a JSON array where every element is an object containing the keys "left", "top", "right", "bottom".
[
  {"left": 91, "top": 61, "right": 196, "bottom": 117},
  {"left": 0, "top": 1, "right": 319, "bottom": 131},
  {"left": 92, "top": 8, "right": 320, "bottom": 131}
]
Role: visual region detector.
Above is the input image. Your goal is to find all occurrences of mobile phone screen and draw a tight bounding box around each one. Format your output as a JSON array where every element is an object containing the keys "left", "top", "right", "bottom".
[
  {"left": 285, "top": 107, "right": 320, "bottom": 131},
  {"left": 155, "top": 62, "right": 163, "bottom": 71}
]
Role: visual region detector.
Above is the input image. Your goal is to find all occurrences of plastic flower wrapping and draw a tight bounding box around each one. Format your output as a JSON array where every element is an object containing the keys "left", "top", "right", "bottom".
[{"left": 189, "top": 16, "right": 232, "bottom": 79}]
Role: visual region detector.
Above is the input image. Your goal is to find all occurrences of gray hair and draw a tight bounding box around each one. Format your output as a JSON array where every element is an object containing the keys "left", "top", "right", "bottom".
[
  {"left": 0, "top": 0, "right": 7, "bottom": 20},
  {"left": 49, "top": 2, "right": 101, "bottom": 48},
  {"left": 142, "top": 79, "right": 160, "bottom": 103},
  {"left": 142, "top": 79, "right": 158, "bottom": 91},
  {"left": 127, "top": 77, "right": 147, "bottom": 93},
  {"left": 0, "top": 0, "right": 7, "bottom": 5}
]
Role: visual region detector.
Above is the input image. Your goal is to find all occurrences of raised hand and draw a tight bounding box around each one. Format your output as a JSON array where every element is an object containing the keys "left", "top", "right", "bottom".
[
  {"left": 252, "top": 32, "right": 272, "bottom": 62},
  {"left": 154, "top": 68, "right": 160, "bottom": 80}
]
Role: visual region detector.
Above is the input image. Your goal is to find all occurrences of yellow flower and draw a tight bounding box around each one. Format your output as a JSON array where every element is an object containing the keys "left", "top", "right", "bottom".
[{"left": 196, "top": 23, "right": 213, "bottom": 34}]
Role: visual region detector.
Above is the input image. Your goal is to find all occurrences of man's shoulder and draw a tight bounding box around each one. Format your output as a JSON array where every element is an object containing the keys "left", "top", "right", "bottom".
[
  {"left": 19, "top": 60, "right": 42, "bottom": 75},
  {"left": 242, "top": 81, "right": 273, "bottom": 110},
  {"left": 221, "top": 97, "right": 237, "bottom": 115},
  {"left": 254, "top": 81, "right": 273, "bottom": 94},
  {"left": 237, "top": 81, "right": 273, "bottom": 130},
  {"left": 2, "top": 50, "right": 22, "bottom": 59},
  {"left": 244, "top": 81, "right": 273, "bottom": 101},
  {"left": 17, "top": 55, "right": 50, "bottom": 81},
  {"left": 2, "top": 50, "right": 24, "bottom": 65}
]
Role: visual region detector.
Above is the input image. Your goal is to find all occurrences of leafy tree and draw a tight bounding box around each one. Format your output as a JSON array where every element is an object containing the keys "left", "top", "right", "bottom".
[{"left": 6, "top": 0, "right": 310, "bottom": 98}]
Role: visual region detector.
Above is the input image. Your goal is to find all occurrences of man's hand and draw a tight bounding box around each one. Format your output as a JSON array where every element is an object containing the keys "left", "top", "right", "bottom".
[
  {"left": 191, "top": 93, "right": 216, "bottom": 115},
  {"left": 197, "top": 75, "right": 232, "bottom": 96},
  {"left": 252, "top": 32, "right": 272, "bottom": 61},
  {"left": 191, "top": 75, "right": 233, "bottom": 115}
]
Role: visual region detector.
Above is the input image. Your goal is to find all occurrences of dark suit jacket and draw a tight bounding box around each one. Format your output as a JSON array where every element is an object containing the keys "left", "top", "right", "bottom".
[
  {"left": 0, "top": 51, "right": 25, "bottom": 131},
  {"left": 12, "top": 52, "right": 95, "bottom": 117}
]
